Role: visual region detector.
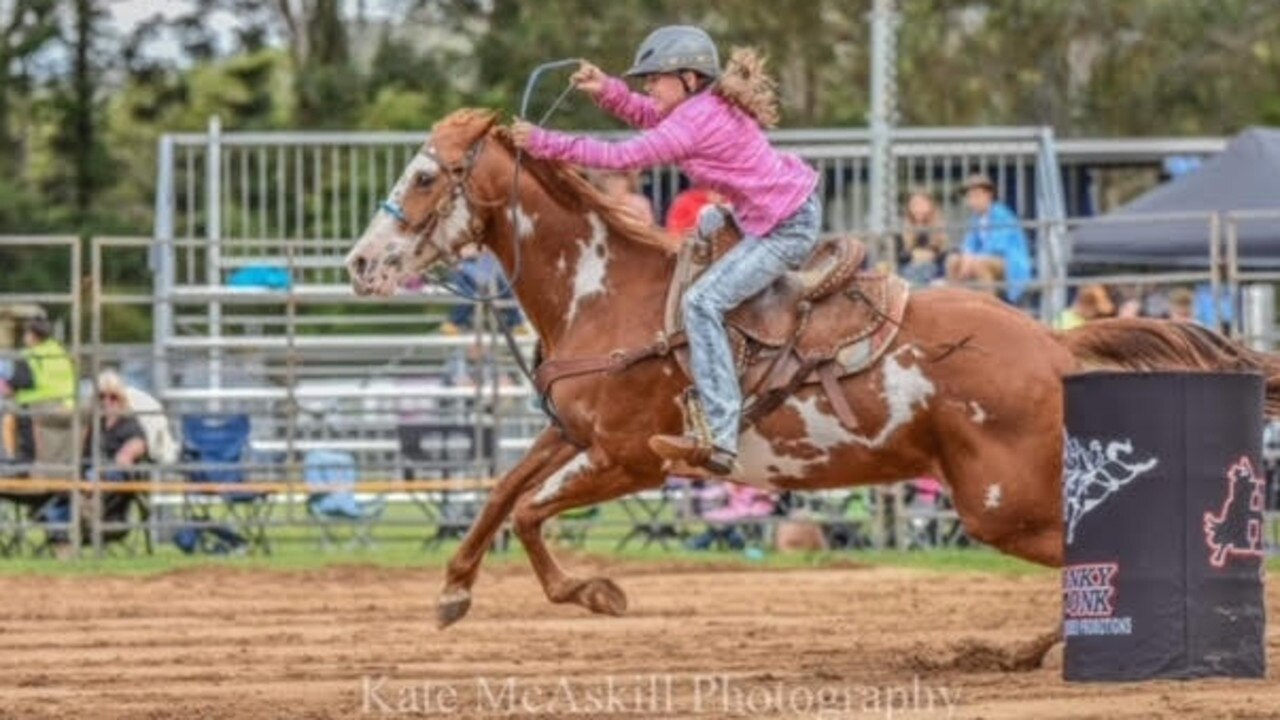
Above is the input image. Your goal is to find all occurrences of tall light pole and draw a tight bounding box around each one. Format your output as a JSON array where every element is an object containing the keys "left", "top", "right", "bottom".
[{"left": 866, "top": 0, "right": 900, "bottom": 253}]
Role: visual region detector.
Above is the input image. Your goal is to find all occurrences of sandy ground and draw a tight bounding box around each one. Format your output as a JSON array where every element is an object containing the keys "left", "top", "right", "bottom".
[{"left": 0, "top": 559, "right": 1276, "bottom": 719}]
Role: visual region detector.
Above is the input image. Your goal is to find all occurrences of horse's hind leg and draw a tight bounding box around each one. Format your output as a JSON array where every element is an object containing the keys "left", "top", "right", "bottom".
[
  {"left": 937, "top": 424, "right": 1065, "bottom": 567},
  {"left": 511, "top": 454, "right": 659, "bottom": 616},
  {"left": 438, "top": 430, "right": 579, "bottom": 628}
]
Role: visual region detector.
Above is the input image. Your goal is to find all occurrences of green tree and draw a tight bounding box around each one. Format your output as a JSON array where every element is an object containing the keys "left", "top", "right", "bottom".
[{"left": 0, "top": 0, "right": 59, "bottom": 182}]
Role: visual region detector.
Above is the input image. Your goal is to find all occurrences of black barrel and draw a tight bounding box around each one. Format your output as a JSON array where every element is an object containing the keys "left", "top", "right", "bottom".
[{"left": 1062, "top": 371, "right": 1267, "bottom": 681}]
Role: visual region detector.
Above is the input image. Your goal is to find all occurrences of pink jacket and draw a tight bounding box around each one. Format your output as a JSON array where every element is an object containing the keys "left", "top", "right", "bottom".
[{"left": 526, "top": 77, "right": 818, "bottom": 237}]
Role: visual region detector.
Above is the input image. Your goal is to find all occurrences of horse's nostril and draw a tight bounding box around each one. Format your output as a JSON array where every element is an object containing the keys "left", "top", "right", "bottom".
[{"left": 353, "top": 256, "right": 369, "bottom": 277}]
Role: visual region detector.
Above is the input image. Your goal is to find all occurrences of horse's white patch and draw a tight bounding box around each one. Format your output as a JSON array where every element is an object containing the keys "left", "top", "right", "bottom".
[
  {"left": 513, "top": 205, "right": 537, "bottom": 240},
  {"left": 984, "top": 483, "right": 1002, "bottom": 510},
  {"left": 737, "top": 396, "right": 837, "bottom": 484},
  {"left": 565, "top": 213, "right": 610, "bottom": 327},
  {"left": 735, "top": 428, "right": 791, "bottom": 488},
  {"left": 433, "top": 194, "right": 472, "bottom": 247},
  {"left": 736, "top": 346, "right": 935, "bottom": 483},
  {"left": 857, "top": 347, "right": 935, "bottom": 447},
  {"left": 555, "top": 254, "right": 567, "bottom": 276},
  {"left": 662, "top": 365, "right": 673, "bottom": 377},
  {"left": 793, "top": 395, "right": 850, "bottom": 451},
  {"left": 969, "top": 401, "right": 988, "bottom": 425},
  {"left": 534, "top": 452, "right": 593, "bottom": 505}
]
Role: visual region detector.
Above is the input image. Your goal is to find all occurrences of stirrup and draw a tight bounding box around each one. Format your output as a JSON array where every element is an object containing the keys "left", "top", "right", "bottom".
[{"left": 649, "top": 434, "right": 738, "bottom": 477}]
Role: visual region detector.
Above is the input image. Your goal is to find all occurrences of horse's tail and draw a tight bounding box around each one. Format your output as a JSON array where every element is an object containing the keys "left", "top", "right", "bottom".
[{"left": 1056, "top": 318, "right": 1280, "bottom": 417}]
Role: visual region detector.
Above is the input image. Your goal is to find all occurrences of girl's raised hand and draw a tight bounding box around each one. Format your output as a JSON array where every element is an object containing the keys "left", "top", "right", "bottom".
[{"left": 571, "top": 61, "right": 606, "bottom": 96}]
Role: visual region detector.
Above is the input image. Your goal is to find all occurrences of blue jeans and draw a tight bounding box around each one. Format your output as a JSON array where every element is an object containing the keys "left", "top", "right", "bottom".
[
  {"left": 447, "top": 256, "right": 523, "bottom": 329},
  {"left": 683, "top": 192, "right": 822, "bottom": 453}
]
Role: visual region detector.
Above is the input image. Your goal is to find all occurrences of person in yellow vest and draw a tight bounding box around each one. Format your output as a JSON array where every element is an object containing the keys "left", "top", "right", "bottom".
[{"left": 0, "top": 317, "right": 76, "bottom": 471}]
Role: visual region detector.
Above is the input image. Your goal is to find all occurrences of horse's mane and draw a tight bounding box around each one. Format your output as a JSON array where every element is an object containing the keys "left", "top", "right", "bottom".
[{"left": 488, "top": 127, "right": 679, "bottom": 255}]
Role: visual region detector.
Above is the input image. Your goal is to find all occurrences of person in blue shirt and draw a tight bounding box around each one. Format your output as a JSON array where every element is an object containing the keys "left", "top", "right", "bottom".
[
  {"left": 946, "top": 173, "right": 1032, "bottom": 303},
  {"left": 1193, "top": 282, "right": 1234, "bottom": 333}
]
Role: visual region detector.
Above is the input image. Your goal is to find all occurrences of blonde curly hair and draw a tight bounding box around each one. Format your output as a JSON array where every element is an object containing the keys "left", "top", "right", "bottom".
[{"left": 713, "top": 47, "right": 780, "bottom": 128}]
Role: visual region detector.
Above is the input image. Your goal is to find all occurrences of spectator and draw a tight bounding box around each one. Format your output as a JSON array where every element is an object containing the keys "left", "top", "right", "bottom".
[
  {"left": 1168, "top": 287, "right": 1196, "bottom": 323},
  {"left": 436, "top": 249, "right": 526, "bottom": 335},
  {"left": 0, "top": 316, "right": 76, "bottom": 470},
  {"left": 684, "top": 481, "right": 778, "bottom": 551},
  {"left": 43, "top": 371, "right": 149, "bottom": 557},
  {"left": 665, "top": 186, "right": 724, "bottom": 236},
  {"left": 946, "top": 173, "right": 1032, "bottom": 304},
  {"left": 82, "top": 370, "right": 148, "bottom": 479},
  {"left": 1193, "top": 282, "right": 1235, "bottom": 332},
  {"left": 895, "top": 188, "right": 949, "bottom": 287},
  {"left": 594, "top": 170, "right": 655, "bottom": 226},
  {"left": 1056, "top": 284, "right": 1116, "bottom": 330}
]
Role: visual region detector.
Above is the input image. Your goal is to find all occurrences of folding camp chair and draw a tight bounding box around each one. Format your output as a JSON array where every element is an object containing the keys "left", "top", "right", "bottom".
[
  {"left": 304, "top": 449, "right": 384, "bottom": 550},
  {"left": 616, "top": 483, "right": 681, "bottom": 551},
  {"left": 179, "top": 414, "right": 271, "bottom": 554},
  {"left": 398, "top": 422, "right": 497, "bottom": 550}
]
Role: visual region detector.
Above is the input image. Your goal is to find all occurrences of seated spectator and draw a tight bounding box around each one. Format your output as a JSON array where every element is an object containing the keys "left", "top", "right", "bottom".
[
  {"left": 593, "top": 170, "right": 655, "bottom": 226},
  {"left": 1194, "top": 282, "right": 1235, "bottom": 332},
  {"left": 1168, "top": 287, "right": 1196, "bottom": 323},
  {"left": 665, "top": 186, "right": 725, "bottom": 237},
  {"left": 0, "top": 316, "right": 76, "bottom": 473},
  {"left": 1113, "top": 286, "right": 1142, "bottom": 319},
  {"left": 43, "top": 371, "right": 149, "bottom": 556},
  {"left": 684, "top": 482, "right": 778, "bottom": 551},
  {"left": 1056, "top": 284, "right": 1116, "bottom": 330},
  {"left": 895, "top": 188, "right": 949, "bottom": 287},
  {"left": 82, "top": 370, "right": 149, "bottom": 479},
  {"left": 946, "top": 173, "right": 1032, "bottom": 304}
]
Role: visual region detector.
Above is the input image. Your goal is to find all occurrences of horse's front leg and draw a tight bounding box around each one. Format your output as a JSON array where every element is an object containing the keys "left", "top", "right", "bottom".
[
  {"left": 438, "top": 429, "right": 580, "bottom": 629},
  {"left": 511, "top": 448, "right": 661, "bottom": 617}
]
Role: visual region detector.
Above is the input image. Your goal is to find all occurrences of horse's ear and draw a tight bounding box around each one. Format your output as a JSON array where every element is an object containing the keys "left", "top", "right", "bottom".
[{"left": 432, "top": 108, "right": 501, "bottom": 148}]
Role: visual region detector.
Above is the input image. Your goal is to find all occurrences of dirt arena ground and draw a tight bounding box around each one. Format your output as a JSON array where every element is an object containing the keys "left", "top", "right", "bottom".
[{"left": 0, "top": 559, "right": 1276, "bottom": 719}]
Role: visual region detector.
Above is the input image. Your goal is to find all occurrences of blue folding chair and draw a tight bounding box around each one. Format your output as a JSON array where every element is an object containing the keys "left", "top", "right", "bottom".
[
  {"left": 304, "top": 449, "right": 384, "bottom": 550},
  {"left": 179, "top": 414, "right": 269, "bottom": 554}
]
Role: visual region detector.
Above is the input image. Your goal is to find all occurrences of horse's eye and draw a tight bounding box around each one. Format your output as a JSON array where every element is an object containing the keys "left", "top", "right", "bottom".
[{"left": 415, "top": 172, "right": 434, "bottom": 187}]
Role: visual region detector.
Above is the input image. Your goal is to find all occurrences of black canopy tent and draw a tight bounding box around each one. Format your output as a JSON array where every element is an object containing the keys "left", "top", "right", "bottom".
[{"left": 1069, "top": 128, "right": 1280, "bottom": 268}]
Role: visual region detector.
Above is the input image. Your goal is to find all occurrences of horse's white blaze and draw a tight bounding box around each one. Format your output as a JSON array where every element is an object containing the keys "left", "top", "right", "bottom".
[
  {"left": 969, "top": 401, "right": 988, "bottom": 425},
  {"left": 534, "top": 452, "right": 593, "bottom": 504},
  {"left": 354, "top": 213, "right": 411, "bottom": 255},
  {"left": 565, "top": 213, "right": 610, "bottom": 327},
  {"left": 984, "top": 483, "right": 1002, "bottom": 510},
  {"left": 389, "top": 153, "right": 440, "bottom": 202}
]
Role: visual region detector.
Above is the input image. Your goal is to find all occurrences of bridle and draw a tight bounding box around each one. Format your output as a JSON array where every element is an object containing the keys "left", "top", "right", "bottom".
[
  {"left": 372, "top": 59, "right": 586, "bottom": 439},
  {"left": 379, "top": 138, "right": 502, "bottom": 282},
  {"left": 377, "top": 59, "right": 582, "bottom": 306}
]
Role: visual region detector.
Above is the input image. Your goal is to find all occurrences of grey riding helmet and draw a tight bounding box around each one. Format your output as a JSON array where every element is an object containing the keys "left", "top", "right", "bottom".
[{"left": 624, "top": 25, "right": 720, "bottom": 80}]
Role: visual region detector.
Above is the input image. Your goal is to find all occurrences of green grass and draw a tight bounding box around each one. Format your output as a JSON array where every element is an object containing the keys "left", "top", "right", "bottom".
[{"left": 4, "top": 497, "right": 1278, "bottom": 578}]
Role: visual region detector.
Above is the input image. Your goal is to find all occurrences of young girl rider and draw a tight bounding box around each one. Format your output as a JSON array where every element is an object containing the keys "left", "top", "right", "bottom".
[{"left": 513, "top": 25, "right": 821, "bottom": 475}]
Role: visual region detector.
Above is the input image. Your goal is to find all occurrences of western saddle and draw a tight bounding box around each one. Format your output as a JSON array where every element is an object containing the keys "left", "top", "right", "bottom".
[{"left": 533, "top": 205, "right": 910, "bottom": 442}]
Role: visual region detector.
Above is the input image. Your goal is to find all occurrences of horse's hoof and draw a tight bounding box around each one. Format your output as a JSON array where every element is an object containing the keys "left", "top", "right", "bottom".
[
  {"left": 577, "top": 577, "right": 628, "bottom": 617},
  {"left": 437, "top": 588, "right": 472, "bottom": 629}
]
